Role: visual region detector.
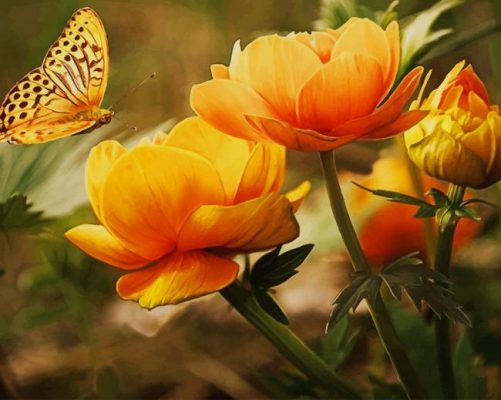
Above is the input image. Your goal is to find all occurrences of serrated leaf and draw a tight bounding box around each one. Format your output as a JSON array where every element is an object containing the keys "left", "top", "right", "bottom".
[
  {"left": 251, "top": 244, "right": 313, "bottom": 289},
  {"left": 381, "top": 260, "right": 470, "bottom": 326},
  {"left": 327, "top": 273, "right": 381, "bottom": 330},
  {"left": 0, "top": 193, "right": 49, "bottom": 231},
  {"left": 255, "top": 290, "right": 289, "bottom": 325}
]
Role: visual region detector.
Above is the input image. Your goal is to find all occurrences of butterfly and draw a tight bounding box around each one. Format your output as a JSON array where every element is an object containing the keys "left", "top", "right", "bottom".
[{"left": 0, "top": 7, "right": 112, "bottom": 144}]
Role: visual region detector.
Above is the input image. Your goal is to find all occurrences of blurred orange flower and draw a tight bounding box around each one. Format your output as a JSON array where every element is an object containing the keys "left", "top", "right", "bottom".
[
  {"left": 66, "top": 117, "right": 309, "bottom": 309},
  {"left": 191, "top": 18, "right": 426, "bottom": 151},
  {"left": 347, "top": 157, "right": 479, "bottom": 269},
  {"left": 405, "top": 61, "right": 501, "bottom": 188}
]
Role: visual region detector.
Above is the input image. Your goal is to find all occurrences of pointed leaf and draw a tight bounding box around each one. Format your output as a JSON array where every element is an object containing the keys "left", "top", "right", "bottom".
[{"left": 255, "top": 289, "right": 289, "bottom": 325}]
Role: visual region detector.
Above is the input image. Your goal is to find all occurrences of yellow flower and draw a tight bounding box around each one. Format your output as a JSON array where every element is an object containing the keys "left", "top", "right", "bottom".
[
  {"left": 405, "top": 61, "right": 501, "bottom": 189},
  {"left": 191, "top": 18, "right": 425, "bottom": 151},
  {"left": 65, "top": 117, "right": 309, "bottom": 309}
]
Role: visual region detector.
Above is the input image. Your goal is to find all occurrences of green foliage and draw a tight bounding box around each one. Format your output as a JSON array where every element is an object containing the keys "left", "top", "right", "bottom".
[
  {"left": 453, "top": 333, "right": 486, "bottom": 399},
  {"left": 399, "top": 0, "right": 464, "bottom": 76},
  {"left": 328, "top": 252, "right": 470, "bottom": 329},
  {"left": 0, "top": 193, "right": 49, "bottom": 231},
  {"left": 249, "top": 244, "right": 314, "bottom": 325},
  {"left": 315, "top": 0, "right": 398, "bottom": 29}
]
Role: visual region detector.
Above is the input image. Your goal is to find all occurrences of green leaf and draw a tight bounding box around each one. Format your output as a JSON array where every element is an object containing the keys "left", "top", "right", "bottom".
[
  {"left": 320, "top": 316, "right": 360, "bottom": 370},
  {"left": 461, "top": 198, "right": 499, "bottom": 210},
  {"left": 255, "top": 289, "right": 289, "bottom": 325},
  {"left": 453, "top": 333, "right": 486, "bottom": 400},
  {"left": 427, "top": 188, "right": 450, "bottom": 208},
  {"left": 381, "top": 257, "right": 471, "bottom": 326},
  {"left": 399, "top": 0, "right": 464, "bottom": 76},
  {"left": 353, "top": 181, "right": 438, "bottom": 218},
  {"left": 0, "top": 193, "right": 49, "bottom": 231},
  {"left": 251, "top": 244, "right": 314, "bottom": 289},
  {"left": 327, "top": 272, "right": 381, "bottom": 330},
  {"left": 436, "top": 207, "right": 456, "bottom": 230},
  {"left": 455, "top": 206, "right": 481, "bottom": 221}
]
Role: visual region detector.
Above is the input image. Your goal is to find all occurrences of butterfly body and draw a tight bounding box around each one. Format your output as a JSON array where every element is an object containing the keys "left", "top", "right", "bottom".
[{"left": 0, "top": 7, "right": 110, "bottom": 144}]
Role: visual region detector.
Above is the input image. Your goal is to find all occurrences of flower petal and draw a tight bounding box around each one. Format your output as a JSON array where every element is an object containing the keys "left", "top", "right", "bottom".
[
  {"left": 210, "top": 64, "right": 229, "bottom": 79},
  {"left": 101, "top": 145, "right": 225, "bottom": 260},
  {"left": 331, "top": 18, "right": 393, "bottom": 88},
  {"left": 116, "top": 251, "right": 239, "bottom": 308},
  {"left": 332, "top": 67, "right": 423, "bottom": 136},
  {"left": 363, "top": 110, "right": 428, "bottom": 140},
  {"left": 86, "top": 141, "right": 127, "bottom": 221},
  {"left": 285, "top": 181, "right": 311, "bottom": 212},
  {"left": 178, "top": 193, "right": 299, "bottom": 253},
  {"left": 245, "top": 114, "right": 360, "bottom": 151},
  {"left": 232, "top": 35, "right": 322, "bottom": 123},
  {"left": 165, "top": 117, "right": 252, "bottom": 201},
  {"left": 297, "top": 53, "right": 384, "bottom": 130},
  {"left": 234, "top": 142, "right": 286, "bottom": 203},
  {"left": 65, "top": 224, "right": 151, "bottom": 269},
  {"left": 292, "top": 32, "right": 336, "bottom": 63},
  {"left": 384, "top": 21, "right": 400, "bottom": 98},
  {"left": 191, "top": 79, "right": 276, "bottom": 142}
]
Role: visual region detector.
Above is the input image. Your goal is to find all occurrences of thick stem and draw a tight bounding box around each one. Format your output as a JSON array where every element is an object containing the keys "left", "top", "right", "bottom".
[
  {"left": 434, "top": 184, "right": 465, "bottom": 400},
  {"left": 221, "top": 282, "right": 363, "bottom": 399},
  {"left": 319, "top": 150, "right": 428, "bottom": 400}
]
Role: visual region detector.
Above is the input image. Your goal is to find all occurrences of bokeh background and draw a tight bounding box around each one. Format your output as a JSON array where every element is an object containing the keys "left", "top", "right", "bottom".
[{"left": 0, "top": 0, "right": 499, "bottom": 398}]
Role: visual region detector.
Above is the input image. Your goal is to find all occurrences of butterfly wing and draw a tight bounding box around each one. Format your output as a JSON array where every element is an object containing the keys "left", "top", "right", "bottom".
[
  {"left": 0, "top": 67, "right": 95, "bottom": 144},
  {"left": 43, "top": 7, "right": 109, "bottom": 107},
  {"left": 0, "top": 7, "right": 109, "bottom": 144}
]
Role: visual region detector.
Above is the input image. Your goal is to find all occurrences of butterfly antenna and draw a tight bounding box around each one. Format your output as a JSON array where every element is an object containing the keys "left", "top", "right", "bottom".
[
  {"left": 109, "top": 72, "right": 156, "bottom": 112},
  {"left": 114, "top": 115, "right": 138, "bottom": 132}
]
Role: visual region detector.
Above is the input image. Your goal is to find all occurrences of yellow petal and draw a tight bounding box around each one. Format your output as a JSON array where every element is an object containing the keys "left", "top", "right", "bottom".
[
  {"left": 65, "top": 224, "right": 151, "bottom": 269},
  {"left": 101, "top": 145, "right": 225, "bottom": 260},
  {"left": 297, "top": 53, "right": 384, "bottom": 130},
  {"left": 292, "top": 31, "right": 336, "bottom": 63},
  {"left": 86, "top": 141, "right": 127, "bottom": 221},
  {"left": 165, "top": 117, "right": 251, "bottom": 201},
  {"left": 210, "top": 64, "right": 229, "bottom": 79},
  {"left": 116, "top": 251, "right": 239, "bottom": 308},
  {"left": 191, "top": 79, "right": 276, "bottom": 142},
  {"left": 234, "top": 142, "right": 286, "bottom": 203},
  {"left": 178, "top": 193, "right": 299, "bottom": 253},
  {"left": 285, "top": 181, "right": 311, "bottom": 213},
  {"left": 232, "top": 35, "right": 322, "bottom": 123}
]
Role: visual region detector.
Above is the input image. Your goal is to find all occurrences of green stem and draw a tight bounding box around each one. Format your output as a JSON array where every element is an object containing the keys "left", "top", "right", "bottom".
[
  {"left": 221, "top": 282, "right": 363, "bottom": 399},
  {"left": 319, "top": 150, "right": 428, "bottom": 400},
  {"left": 434, "top": 184, "right": 465, "bottom": 400}
]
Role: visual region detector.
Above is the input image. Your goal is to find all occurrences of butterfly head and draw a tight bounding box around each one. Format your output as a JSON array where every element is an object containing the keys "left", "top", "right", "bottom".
[{"left": 97, "top": 108, "right": 114, "bottom": 126}]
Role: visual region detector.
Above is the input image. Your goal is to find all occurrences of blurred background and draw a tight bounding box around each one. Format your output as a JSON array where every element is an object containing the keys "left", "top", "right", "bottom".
[{"left": 0, "top": 0, "right": 499, "bottom": 398}]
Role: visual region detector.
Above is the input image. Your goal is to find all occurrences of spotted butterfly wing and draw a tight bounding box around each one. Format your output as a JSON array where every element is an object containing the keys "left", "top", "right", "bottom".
[{"left": 0, "top": 7, "right": 112, "bottom": 144}]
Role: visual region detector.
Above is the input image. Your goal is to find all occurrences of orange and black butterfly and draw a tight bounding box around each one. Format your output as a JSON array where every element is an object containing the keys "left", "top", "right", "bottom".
[{"left": 0, "top": 7, "right": 112, "bottom": 144}]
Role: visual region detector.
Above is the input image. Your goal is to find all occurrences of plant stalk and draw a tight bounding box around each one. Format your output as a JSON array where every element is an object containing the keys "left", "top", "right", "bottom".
[
  {"left": 434, "top": 184, "right": 465, "bottom": 400},
  {"left": 221, "top": 282, "right": 363, "bottom": 399},
  {"left": 319, "top": 150, "right": 428, "bottom": 400}
]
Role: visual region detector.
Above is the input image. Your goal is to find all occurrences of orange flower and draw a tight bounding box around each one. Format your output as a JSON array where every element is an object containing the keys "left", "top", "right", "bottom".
[
  {"left": 191, "top": 18, "right": 426, "bottom": 151},
  {"left": 346, "top": 157, "right": 479, "bottom": 269},
  {"left": 66, "top": 117, "right": 309, "bottom": 308}
]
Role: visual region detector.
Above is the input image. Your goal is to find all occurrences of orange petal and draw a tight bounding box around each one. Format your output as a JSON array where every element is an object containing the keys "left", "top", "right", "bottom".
[
  {"left": 232, "top": 35, "right": 322, "bottom": 123},
  {"left": 245, "top": 114, "right": 360, "bottom": 151},
  {"left": 210, "top": 64, "right": 229, "bottom": 79},
  {"left": 331, "top": 18, "right": 393, "bottom": 88},
  {"left": 65, "top": 224, "right": 151, "bottom": 269},
  {"left": 165, "top": 117, "right": 252, "bottom": 201},
  {"left": 101, "top": 145, "right": 225, "bottom": 260},
  {"left": 383, "top": 21, "right": 400, "bottom": 98},
  {"left": 297, "top": 53, "right": 384, "bottom": 130},
  {"left": 332, "top": 67, "right": 423, "bottom": 136},
  {"left": 178, "top": 193, "right": 299, "bottom": 253},
  {"left": 191, "top": 79, "right": 276, "bottom": 142},
  {"left": 285, "top": 181, "right": 311, "bottom": 213},
  {"left": 456, "top": 65, "right": 490, "bottom": 105},
  {"left": 234, "top": 142, "right": 286, "bottom": 203},
  {"left": 468, "top": 91, "right": 490, "bottom": 119},
  {"left": 86, "top": 141, "right": 127, "bottom": 221},
  {"left": 362, "top": 110, "right": 428, "bottom": 140},
  {"left": 116, "top": 251, "right": 239, "bottom": 308},
  {"left": 292, "top": 32, "right": 336, "bottom": 63}
]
